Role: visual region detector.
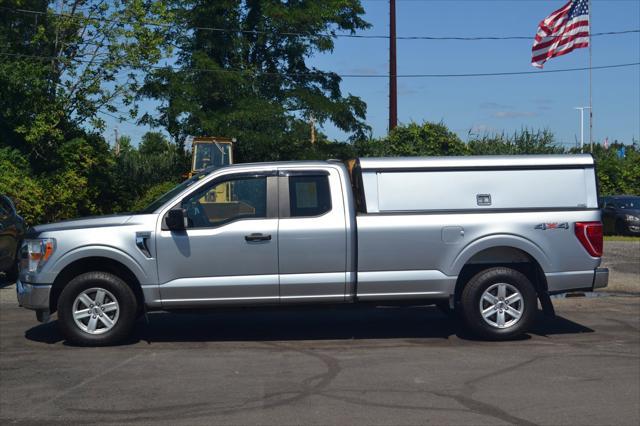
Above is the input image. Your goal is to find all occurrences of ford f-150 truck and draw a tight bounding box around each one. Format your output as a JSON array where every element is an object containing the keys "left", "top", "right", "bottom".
[{"left": 17, "top": 155, "right": 608, "bottom": 345}]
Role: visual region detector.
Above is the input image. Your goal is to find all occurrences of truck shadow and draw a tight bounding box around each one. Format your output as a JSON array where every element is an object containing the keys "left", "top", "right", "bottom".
[
  {"left": 0, "top": 274, "right": 13, "bottom": 289},
  {"left": 25, "top": 304, "right": 593, "bottom": 345}
]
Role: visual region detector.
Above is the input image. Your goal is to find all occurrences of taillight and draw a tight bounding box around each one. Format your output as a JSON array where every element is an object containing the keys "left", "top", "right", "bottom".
[{"left": 575, "top": 222, "right": 603, "bottom": 257}]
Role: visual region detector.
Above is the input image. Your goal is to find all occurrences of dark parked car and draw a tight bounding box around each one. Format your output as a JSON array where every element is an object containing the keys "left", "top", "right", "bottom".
[
  {"left": 0, "top": 195, "right": 25, "bottom": 281},
  {"left": 601, "top": 195, "right": 640, "bottom": 236}
]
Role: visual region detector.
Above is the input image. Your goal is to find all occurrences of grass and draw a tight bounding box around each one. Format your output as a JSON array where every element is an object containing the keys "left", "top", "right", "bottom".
[{"left": 604, "top": 235, "right": 640, "bottom": 242}]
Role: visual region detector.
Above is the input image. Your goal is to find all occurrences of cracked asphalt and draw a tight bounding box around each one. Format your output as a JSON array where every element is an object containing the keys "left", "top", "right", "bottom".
[{"left": 1, "top": 288, "right": 639, "bottom": 425}]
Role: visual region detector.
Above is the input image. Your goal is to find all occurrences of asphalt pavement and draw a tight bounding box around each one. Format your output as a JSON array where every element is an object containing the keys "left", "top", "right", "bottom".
[
  {"left": 1, "top": 291, "right": 639, "bottom": 425},
  {"left": 1, "top": 240, "right": 638, "bottom": 425}
]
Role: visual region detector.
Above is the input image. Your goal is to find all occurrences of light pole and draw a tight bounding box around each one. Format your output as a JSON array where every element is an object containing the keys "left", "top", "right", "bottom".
[{"left": 574, "top": 106, "right": 591, "bottom": 153}]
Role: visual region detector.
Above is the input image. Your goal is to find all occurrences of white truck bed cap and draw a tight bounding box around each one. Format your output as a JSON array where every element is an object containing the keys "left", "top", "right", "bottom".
[{"left": 358, "top": 154, "right": 594, "bottom": 171}]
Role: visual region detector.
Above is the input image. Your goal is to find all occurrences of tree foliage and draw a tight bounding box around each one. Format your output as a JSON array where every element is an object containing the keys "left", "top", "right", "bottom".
[
  {"left": 140, "top": 0, "right": 371, "bottom": 160},
  {"left": 467, "top": 129, "right": 564, "bottom": 155},
  {"left": 585, "top": 142, "right": 640, "bottom": 196},
  {"left": 1, "top": 0, "right": 173, "bottom": 158},
  {"left": 355, "top": 122, "right": 467, "bottom": 157}
]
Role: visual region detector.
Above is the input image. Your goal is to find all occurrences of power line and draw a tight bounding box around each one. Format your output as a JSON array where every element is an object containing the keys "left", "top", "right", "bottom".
[
  {"left": 1, "top": 52, "right": 638, "bottom": 78},
  {"left": 2, "top": 6, "right": 638, "bottom": 41},
  {"left": 98, "top": 109, "right": 139, "bottom": 126}
]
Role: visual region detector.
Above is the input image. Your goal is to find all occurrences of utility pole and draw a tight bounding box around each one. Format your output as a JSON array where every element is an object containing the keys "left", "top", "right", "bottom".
[
  {"left": 310, "top": 116, "right": 316, "bottom": 145},
  {"left": 389, "top": 0, "right": 398, "bottom": 131},
  {"left": 574, "top": 106, "right": 591, "bottom": 153}
]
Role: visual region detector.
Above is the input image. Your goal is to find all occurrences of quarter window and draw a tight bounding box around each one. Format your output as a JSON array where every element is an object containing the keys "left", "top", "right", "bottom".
[
  {"left": 289, "top": 175, "right": 331, "bottom": 217},
  {"left": 181, "top": 177, "right": 267, "bottom": 228}
]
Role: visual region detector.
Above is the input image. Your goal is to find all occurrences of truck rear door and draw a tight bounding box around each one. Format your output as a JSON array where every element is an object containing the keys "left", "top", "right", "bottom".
[{"left": 277, "top": 169, "right": 347, "bottom": 302}]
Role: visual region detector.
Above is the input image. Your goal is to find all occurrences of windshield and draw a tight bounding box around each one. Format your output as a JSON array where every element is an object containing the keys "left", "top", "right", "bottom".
[
  {"left": 616, "top": 197, "right": 640, "bottom": 209},
  {"left": 135, "top": 170, "right": 212, "bottom": 214},
  {"left": 193, "top": 143, "right": 232, "bottom": 171}
]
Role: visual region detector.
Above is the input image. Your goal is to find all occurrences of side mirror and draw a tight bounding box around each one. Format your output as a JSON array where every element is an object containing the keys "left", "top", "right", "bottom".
[{"left": 165, "top": 208, "right": 187, "bottom": 231}]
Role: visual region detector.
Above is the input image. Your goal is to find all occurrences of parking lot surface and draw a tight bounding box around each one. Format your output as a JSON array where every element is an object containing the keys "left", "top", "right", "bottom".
[
  {"left": 1, "top": 288, "right": 639, "bottom": 425},
  {"left": 2, "top": 241, "right": 639, "bottom": 425}
]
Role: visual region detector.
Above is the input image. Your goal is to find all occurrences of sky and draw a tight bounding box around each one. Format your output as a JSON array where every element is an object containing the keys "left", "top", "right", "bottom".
[{"left": 103, "top": 0, "right": 640, "bottom": 149}]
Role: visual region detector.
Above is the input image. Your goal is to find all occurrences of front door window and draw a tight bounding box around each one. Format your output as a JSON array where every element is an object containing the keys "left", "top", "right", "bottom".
[{"left": 181, "top": 177, "right": 267, "bottom": 228}]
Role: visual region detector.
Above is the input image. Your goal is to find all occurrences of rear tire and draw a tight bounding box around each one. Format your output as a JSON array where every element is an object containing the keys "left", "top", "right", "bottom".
[
  {"left": 460, "top": 267, "right": 537, "bottom": 340},
  {"left": 57, "top": 272, "right": 137, "bottom": 346}
]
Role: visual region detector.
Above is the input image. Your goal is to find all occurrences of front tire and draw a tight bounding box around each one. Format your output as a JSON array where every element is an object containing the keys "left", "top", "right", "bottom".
[
  {"left": 460, "top": 267, "right": 537, "bottom": 340},
  {"left": 57, "top": 272, "right": 137, "bottom": 346}
]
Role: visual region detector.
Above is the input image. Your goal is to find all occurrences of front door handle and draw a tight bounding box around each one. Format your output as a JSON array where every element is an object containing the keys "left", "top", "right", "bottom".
[{"left": 245, "top": 233, "right": 272, "bottom": 242}]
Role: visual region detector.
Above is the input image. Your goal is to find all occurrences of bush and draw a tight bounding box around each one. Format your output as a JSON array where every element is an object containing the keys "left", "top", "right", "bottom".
[
  {"left": 0, "top": 148, "right": 45, "bottom": 225},
  {"left": 132, "top": 181, "right": 180, "bottom": 212},
  {"left": 467, "top": 129, "right": 563, "bottom": 155},
  {"left": 355, "top": 122, "right": 467, "bottom": 157}
]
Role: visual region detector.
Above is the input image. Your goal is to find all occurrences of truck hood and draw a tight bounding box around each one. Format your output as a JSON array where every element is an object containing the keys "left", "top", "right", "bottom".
[{"left": 26, "top": 214, "right": 135, "bottom": 238}]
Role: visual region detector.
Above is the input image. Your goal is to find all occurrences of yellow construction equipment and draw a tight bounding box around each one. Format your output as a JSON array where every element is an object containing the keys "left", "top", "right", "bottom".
[
  {"left": 188, "top": 136, "right": 234, "bottom": 177},
  {"left": 186, "top": 136, "right": 237, "bottom": 208}
]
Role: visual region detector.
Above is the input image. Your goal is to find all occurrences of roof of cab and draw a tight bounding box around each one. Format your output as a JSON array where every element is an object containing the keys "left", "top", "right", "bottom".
[{"left": 357, "top": 154, "right": 594, "bottom": 171}]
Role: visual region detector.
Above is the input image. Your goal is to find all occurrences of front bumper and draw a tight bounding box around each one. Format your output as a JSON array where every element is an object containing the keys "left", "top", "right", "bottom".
[{"left": 16, "top": 279, "right": 51, "bottom": 310}]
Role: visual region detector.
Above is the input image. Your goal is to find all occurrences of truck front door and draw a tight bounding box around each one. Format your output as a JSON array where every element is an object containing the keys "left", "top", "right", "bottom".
[{"left": 156, "top": 172, "right": 279, "bottom": 306}]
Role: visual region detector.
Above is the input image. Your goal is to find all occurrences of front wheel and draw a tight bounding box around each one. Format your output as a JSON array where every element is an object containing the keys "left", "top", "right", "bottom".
[
  {"left": 57, "top": 272, "right": 138, "bottom": 346},
  {"left": 460, "top": 267, "right": 537, "bottom": 340}
]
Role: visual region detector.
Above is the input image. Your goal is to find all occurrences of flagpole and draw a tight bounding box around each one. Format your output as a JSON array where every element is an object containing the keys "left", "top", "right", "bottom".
[
  {"left": 389, "top": 0, "right": 398, "bottom": 131},
  {"left": 588, "top": 0, "right": 593, "bottom": 151}
]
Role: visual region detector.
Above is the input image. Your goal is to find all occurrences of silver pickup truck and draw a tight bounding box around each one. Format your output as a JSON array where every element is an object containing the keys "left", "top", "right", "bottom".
[{"left": 17, "top": 155, "right": 608, "bottom": 345}]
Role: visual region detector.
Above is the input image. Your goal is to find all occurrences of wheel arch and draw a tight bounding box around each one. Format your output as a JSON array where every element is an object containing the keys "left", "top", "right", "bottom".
[
  {"left": 50, "top": 257, "right": 144, "bottom": 314},
  {"left": 453, "top": 245, "right": 548, "bottom": 305}
]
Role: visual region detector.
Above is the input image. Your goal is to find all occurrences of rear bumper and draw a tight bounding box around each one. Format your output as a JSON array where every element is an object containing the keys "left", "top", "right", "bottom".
[
  {"left": 546, "top": 267, "right": 608, "bottom": 295},
  {"left": 16, "top": 279, "right": 51, "bottom": 311},
  {"left": 593, "top": 267, "right": 609, "bottom": 290}
]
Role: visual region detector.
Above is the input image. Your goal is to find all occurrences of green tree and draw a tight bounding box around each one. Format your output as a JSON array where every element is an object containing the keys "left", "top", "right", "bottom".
[
  {"left": 1, "top": 0, "right": 174, "bottom": 158},
  {"left": 355, "top": 122, "right": 467, "bottom": 157},
  {"left": 0, "top": 148, "right": 45, "bottom": 224},
  {"left": 1, "top": 1, "right": 175, "bottom": 223},
  {"left": 139, "top": 131, "right": 171, "bottom": 156},
  {"left": 131, "top": 180, "right": 179, "bottom": 211},
  {"left": 589, "top": 142, "right": 640, "bottom": 196},
  {"left": 140, "top": 0, "right": 371, "bottom": 161}
]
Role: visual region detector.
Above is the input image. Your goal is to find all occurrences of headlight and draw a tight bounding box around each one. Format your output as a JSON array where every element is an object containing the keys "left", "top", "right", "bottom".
[
  {"left": 20, "top": 238, "right": 56, "bottom": 273},
  {"left": 624, "top": 214, "right": 640, "bottom": 222}
]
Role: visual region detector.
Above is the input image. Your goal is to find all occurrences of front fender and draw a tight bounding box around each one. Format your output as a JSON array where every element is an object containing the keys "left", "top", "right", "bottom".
[
  {"left": 449, "top": 234, "right": 552, "bottom": 276},
  {"left": 44, "top": 245, "right": 150, "bottom": 285}
]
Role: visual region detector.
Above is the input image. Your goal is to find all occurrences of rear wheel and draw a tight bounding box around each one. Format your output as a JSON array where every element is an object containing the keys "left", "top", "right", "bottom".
[
  {"left": 57, "top": 272, "right": 137, "bottom": 346},
  {"left": 460, "top": 267, "right": 537, "bottom": 340}
]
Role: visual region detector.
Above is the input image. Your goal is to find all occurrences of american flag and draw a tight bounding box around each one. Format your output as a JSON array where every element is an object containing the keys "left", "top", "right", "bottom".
[{"left": 531, "top": 0, "right": 590, "bottom": 68}]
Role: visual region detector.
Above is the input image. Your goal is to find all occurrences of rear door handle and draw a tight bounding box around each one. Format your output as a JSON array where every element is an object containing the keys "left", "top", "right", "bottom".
[{"left": 245, "top": 233, "right": 271, "bottom": 242}]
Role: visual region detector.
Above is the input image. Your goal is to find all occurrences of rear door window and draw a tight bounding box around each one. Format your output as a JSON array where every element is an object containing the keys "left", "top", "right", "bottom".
[{"left": 288, "top": 175, "right": 331, "bottom": 217}]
